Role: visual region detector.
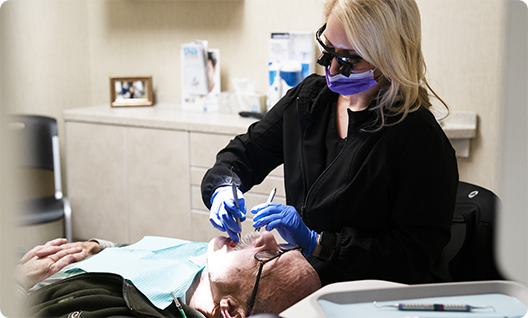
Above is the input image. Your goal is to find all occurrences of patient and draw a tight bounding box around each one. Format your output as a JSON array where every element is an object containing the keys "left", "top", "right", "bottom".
[{"left": 16, "top": 231, "right": 321, "bottom": 318}]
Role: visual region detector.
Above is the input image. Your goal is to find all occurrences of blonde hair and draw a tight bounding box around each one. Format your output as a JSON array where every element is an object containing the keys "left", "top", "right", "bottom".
[{"left": 323, "top": 0, "right": 448, "bottom": 128}]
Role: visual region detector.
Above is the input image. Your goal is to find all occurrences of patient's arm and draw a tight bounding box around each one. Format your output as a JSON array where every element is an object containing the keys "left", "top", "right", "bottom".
[{"left": 15, "top": 238, "right": 100, "bottom": 289}]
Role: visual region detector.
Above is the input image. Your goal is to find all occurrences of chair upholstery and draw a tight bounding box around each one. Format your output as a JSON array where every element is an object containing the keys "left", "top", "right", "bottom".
[
  {"left": 432, "top": 181, "right": 504, "bottom": 282},
  {"left": 11, "top": 115, "right": 72, "bottom": 242}
]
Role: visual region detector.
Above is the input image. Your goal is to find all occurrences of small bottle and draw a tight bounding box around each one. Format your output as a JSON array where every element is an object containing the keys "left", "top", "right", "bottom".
[{"left": 267, "top": 62, "right": 282, "bottom": 111}]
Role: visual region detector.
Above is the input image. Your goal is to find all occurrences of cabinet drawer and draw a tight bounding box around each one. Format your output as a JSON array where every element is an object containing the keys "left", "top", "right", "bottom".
[
  {"left": 189, "top": 132, "right": 284, "bottom": 178},
  {"left": 191, "top": 167, "right": 285, "bottom": 197}
]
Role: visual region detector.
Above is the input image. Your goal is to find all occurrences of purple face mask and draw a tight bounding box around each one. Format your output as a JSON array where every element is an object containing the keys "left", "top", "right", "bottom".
[{"left": 325, "top": 67, "right": 378, "bottom": 96}]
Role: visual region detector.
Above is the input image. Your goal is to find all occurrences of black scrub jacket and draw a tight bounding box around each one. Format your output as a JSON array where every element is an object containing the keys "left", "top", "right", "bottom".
[{"left": 201, "top": 74, "right": 459, "bottom": 286}]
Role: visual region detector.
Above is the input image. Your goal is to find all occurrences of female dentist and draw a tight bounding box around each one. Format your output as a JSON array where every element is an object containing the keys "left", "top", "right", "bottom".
[{"left": 201, "top": 0, "right": 458, "bottom": 286}]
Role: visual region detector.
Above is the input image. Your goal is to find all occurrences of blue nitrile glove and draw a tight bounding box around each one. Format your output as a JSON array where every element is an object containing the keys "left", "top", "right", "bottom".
[
  {"left": 209, "top": 186, "right": 247, "bottom": 243},
  {"left": 252, "top": 203, "right": 318, "bottom": 258}
]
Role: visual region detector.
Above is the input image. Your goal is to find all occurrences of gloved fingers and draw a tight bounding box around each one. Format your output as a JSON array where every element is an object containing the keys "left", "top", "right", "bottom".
[
  {"left": 225, "top": 226, "right": 241, "bottom": 243},
  {"left": 264, "top": 218, "right": 285, "bottom": 232},
  {"left": 251, "top": 203, "right": 284, "bottom": 222},
  {"left": 209, "top": 217, "right": 226, "bottom": 232},
  {"left": 221, "top": 187, "right": 247, "bottom": 221},
  {"left": 250, "top": 203, "right": 267, "bottom": 214},
  {"left": 252, "top": 212, "right": 284, "bottom": 230},
  {"left": 250, "top": 202, "right": 281, "bottom": 215},
  {"left": 209, "top": 203, "right": 226, "bottom": 231},
  {"left": 210, "top": 189, "right": 230, "bottom": 230},
  {"left": 225, "top": 203, "right": 246, "bottom": 220},
  {"left": 237, "top": 198, "right": 247, "bottom": 222},
  {"left": 229, "top": 187, "right": 247, "bottom": 221},
  {"left": 222, "top": 211, "right": 242, "bottom": 233},
  {"left": 222, "top": 206, "right": 242, "bottom": 243}
]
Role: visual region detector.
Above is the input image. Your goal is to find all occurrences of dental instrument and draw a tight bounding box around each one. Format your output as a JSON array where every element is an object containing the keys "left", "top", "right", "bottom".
[
  {"left": 230, "top": 167, "right": 241, "bottom": 241},
  {"left": 374, "top": 301, "right": 495, "bottom": 312},
  {"left": 171, "top": 291, "right": 188, "bottom": 318},
  {"left": 255, "top": 188, "right": 276, "bottom": 232}
]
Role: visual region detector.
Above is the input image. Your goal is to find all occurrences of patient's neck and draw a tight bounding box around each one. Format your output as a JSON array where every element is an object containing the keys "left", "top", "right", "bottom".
[{"left": 186, "top": 268, "right": 217, "bottom": 316}]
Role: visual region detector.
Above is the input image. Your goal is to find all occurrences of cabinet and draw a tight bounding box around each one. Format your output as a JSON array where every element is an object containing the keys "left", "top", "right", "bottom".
[
  {"left": 64, "top": 105, "right": 283, "bottom": 243},
  {"left": 64, "top": 105, "right": 475, "bottom": 243}
]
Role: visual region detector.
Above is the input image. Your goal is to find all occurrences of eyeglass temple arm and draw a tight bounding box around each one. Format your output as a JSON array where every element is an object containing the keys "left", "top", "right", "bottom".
[{"left": 247, "top": 263, "right": 264, "bottom": 315}]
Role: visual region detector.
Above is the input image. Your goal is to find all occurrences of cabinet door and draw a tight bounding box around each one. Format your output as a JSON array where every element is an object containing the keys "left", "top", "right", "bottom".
[
  {"left": 127, "top": 127, "right": 190, "bottom": 242},
  {"left": 66, "top": 123, "right": 191, "bottom": 243},
  {"left": 66, "top": 122, "right": 128, "bottom": 242}
]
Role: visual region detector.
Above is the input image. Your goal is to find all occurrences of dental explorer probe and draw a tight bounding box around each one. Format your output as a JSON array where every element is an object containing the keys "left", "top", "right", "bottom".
[
  {"left": 230, "top": 167, "right": 241, "bottom": 241},
  {"left": 373, "top": 301, "right": 495, "bottom": 312},
  {"left": 255, "top": 188, "right": 276, "bottom": 232},
  {"left": 232, "top": 181, "right": 241, "bottom": 241},
  {"left": 171, "top": 292, "right": 188, "bottom": 318}
]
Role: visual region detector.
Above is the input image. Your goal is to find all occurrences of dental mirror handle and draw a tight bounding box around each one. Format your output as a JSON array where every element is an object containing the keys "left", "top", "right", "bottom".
[{"left": 255, "top": 188, "right": 276, "bottom": 232}]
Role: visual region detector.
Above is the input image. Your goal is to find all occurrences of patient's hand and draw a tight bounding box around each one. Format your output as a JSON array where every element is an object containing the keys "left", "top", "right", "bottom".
[
  {"left": 15, "top": 238, "right": 100, "bottom": 289},
  {"left": 60, "top": 240, "right": 101, "bottom": 259}
]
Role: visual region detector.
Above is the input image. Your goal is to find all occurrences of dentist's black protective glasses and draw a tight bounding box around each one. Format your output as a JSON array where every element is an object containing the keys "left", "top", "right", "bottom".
[
  {"left": 246, "top": 244, "right": 303, "bottom": 316},
  {"left": 315, "top": 23, "right": 364, "bottom": 77}
]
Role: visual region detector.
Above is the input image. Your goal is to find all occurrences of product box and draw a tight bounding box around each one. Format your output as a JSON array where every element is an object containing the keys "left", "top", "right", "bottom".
[
  {"left": 181, "top": 41, "right": 220, "bottom": 112},
  {"left": 267, "top": 31, "right": 314, "bottom": 110}
]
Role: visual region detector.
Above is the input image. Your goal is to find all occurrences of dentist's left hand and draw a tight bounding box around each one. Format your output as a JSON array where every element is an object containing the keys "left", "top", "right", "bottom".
[
  {"left": 252, "top": 203, "right": 318, "bottom": 258},
  {"left": 209, "top": 186, "right": 247, "bottom": 243}
]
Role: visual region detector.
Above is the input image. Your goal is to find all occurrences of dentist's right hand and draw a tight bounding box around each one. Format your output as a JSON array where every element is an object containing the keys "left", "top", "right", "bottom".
[{"left": 209, "top": 186, "right": 247, "bottom": 243}]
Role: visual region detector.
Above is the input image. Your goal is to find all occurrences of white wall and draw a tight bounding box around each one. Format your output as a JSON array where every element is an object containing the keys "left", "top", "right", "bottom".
[
  {"left": 420, "top": 0, "right": 506, "bottom": 193},
  {"left": 497, "top": 0, "right": 528, "bottom": 284},
  {"left": 1, "top": 0, "right": 525, "bottom": 312},
  {"left": 0, "top": 0, "right": 510, "bottom": 193}
]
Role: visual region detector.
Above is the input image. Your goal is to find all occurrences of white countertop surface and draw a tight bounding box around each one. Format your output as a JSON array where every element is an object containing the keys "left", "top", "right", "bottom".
[
  {"left": 64, "top": 104, "right": 259, "bottom": 135},
  {"left": 64, "top": 104, "right": 477, "bottom": 139}
]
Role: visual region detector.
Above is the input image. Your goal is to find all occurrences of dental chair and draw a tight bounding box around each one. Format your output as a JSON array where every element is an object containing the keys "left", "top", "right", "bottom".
[
  {"left": 11, "top": 115, "right": 72, "bottom": 243},
  {"left": 431, "top": 181, "right": 504, "bottom": 282}
]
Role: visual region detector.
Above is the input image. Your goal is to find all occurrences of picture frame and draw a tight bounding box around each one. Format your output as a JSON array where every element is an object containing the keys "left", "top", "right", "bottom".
[{"left": 110, "top": 76, "right": 153, "bottom": 107}]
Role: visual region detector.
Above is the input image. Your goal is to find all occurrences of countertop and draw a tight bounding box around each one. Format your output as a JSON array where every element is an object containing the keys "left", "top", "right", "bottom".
[
  {"left": 64, "top": 104, "right": 258, "bottom": 135},
  {"left": 64, "top": 104, "right": 476, "bottom": 139}
]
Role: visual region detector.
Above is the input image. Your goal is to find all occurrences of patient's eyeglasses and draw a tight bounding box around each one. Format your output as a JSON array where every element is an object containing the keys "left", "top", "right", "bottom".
[
  {"left": 315, "top": 23, "right": 364, "bottom": 77},
  {"left": 246, "top": 244, "right": 303, "bottom": 316}
]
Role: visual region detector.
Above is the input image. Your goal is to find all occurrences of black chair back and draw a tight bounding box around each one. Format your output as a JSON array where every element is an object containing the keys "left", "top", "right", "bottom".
[
  {"left": 432, "top": 181, "right": 504, "bottom": 282},
  {"left": 13, "top": 115, "right": 58, "bottom": 171},
  {"left": 9, "top": 114, "right": 72, "bottom": 242}
]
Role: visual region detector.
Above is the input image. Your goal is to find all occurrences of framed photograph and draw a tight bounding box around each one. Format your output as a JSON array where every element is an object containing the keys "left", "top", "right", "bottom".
[{"left": 110, "top": 76, "right": 153, "bottom": 107}]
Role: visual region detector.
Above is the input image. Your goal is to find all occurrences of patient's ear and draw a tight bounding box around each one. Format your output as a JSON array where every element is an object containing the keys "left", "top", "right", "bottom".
[{"left": 219, "top": 296, "right": 245, "bottom": 318}]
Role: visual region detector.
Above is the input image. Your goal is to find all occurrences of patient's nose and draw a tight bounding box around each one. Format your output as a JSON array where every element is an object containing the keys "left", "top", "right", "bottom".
[{"left": 257, "top": 231, "right": 280, "bottom": 250}]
